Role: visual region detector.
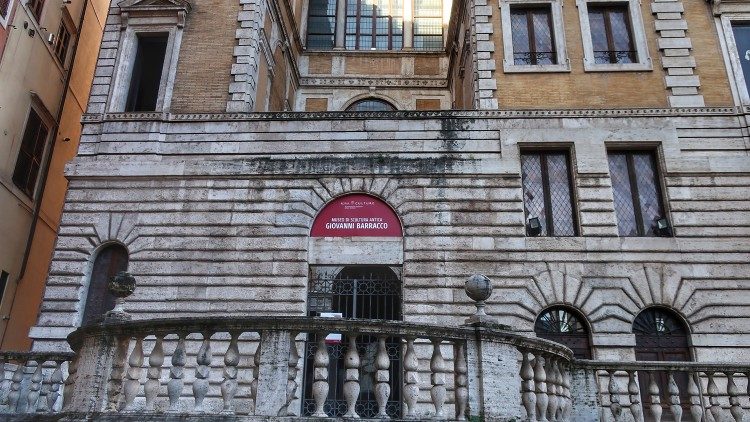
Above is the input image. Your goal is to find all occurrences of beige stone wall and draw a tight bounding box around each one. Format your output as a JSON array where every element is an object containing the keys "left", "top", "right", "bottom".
[{"left": 171, "top": 0, "right": 240, "bottom": 113}]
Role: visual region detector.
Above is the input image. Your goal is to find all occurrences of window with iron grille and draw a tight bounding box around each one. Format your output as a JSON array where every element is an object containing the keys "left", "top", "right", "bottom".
[
  {"left": 346, "top": 98, "right": 396, "bottom": 111},
  {"left": 12, "top": 109, "right": 49, "bottom": 198},
  {"left": 732, "top": 22, "right": 750, "bottom": 100},
  {"left": 54, "top": 20, "right": 72, "bottom": 65},
  {"left": 306, "top": 0, "right": 337, "bottom": 49},
  {"left": 27, "top": 0, "right": 43, "bottom": 22},
  {"left": 520, "top": 151, "right": 577, "bottom": 236},
  {"left": 413, "top": 0, "right": 443, "bottom": 50},
  {"left": 607, "top": 151, "right": 666, "bottom": 237},
  {"left": 510, "top": 5, "right": 556, "bottom": 65},
  {"left": 345, "top": 0, "right": 403, "bottom": 50},
  {"left": 587, "top": 3, "right": 636, "bottom": 64},
  {"left": 0, "top": 0, "right": 11, "bottom": 20}
]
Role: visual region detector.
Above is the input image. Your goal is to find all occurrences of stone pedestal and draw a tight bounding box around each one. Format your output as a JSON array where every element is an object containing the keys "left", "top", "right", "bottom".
[
  {"left": 464, "top": 322, "right": 523, "bottom": 421},
  {"left": 254, "top": 330, "right": 292, "bottom": 416},
  {"left": 62, "top": 331, "right": 118, "bottom": 413},
  {"left": 569, "top": 366, "right": 601, "bottom": 422}
]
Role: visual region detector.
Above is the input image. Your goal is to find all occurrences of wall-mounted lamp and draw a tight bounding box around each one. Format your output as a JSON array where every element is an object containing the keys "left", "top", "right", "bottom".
[
  {"left": 526, "top": 217, "right": 542, "bottom": 237},
  {"left": 655, "top": 218, "right": 672, "bottom": 237}
]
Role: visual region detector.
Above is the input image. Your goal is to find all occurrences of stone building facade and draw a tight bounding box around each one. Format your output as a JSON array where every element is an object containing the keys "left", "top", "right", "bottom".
[{"left": 15, "top": 0, "right": 750, "bottom": 419}]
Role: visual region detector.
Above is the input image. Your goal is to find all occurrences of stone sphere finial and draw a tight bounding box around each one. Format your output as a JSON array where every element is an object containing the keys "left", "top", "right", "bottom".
[
  {"left": 465, "top": 274, "right": 493, "bottom": 321},
  {"left": 106, "top": 271, "right": 136, "bottom": 320}
]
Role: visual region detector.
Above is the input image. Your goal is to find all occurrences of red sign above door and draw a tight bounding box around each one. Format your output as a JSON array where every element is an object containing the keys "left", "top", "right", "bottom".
[{"left": 311, "top": 194, "right": 403, "bottom": 237}]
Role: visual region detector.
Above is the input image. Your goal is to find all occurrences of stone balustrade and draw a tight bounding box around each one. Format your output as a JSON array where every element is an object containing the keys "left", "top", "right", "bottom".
[
  {"left": 574, "top": 360, "right": 750, "bottom": 422},
  {"left": 0, "top": 352, "right": 74, "bottom": 414}
]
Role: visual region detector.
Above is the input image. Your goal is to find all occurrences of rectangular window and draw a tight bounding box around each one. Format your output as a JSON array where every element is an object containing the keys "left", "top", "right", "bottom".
[
  {"left": 588, "top": 4, "right": 635, "bottom": 64},
  {"left": 608, "top": 151, "right": 666, "bottom": 237},
  {"left": 54, "top": 21, "right": 72, "bottom": 65},
  {"left": 0, "top": 0, "right": 11, "bottom": 20},
  {"left": 0, "top": 271, "right": 7, "bottom": 304},
  {"left": 345, "top": 0, "right": 403, "bottom": 50},
  {"left": 27, "top": 0, "right": 43, "bottom": 21},
  {"left": 510, "top": 5, "right": 556, "bottom": 65},
  {"left": 521, "top": 151, "right": 577, "bottom": 236},
  {"left": 12, "top": 109, "right": 49, "bottom": 198},
  {"left": 306, "top": 0, "right": 337, "bottom": 49},
  {"left": 125, "top": 34, "right": 168, "bottom": 112},
  {"left": 414, "top": 0, "right": 443, "bottom": 50},
  {"left": 732, "top": 23, "right": 750, "bottom": 99}
]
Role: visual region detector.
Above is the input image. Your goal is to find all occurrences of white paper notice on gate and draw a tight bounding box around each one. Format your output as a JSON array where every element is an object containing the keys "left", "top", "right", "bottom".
[{"left": 319, "top": 312, "right": 343, "bottom": 343}]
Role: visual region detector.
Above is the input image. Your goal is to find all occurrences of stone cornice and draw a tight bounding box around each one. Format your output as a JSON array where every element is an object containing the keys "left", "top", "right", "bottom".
[{"left": 81, "top": 106, "right": 745, "bottom": 123}]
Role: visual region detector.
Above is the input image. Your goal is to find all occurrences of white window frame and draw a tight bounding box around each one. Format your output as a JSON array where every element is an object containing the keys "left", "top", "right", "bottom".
[
  {"left": 717, "top": 12, "right": 750, "bottom": 105},
  {"left": 107, "top": 0, "right": 190, "bottom": 113},
  {"left": 500, "top": 0, "right": 570, "bottom": 73},
  {"left": 0, "top": 0, "right": 14, "bottom": 28},
  {"left": 576, "top": 0, "right": 652, "bottom": 72}
]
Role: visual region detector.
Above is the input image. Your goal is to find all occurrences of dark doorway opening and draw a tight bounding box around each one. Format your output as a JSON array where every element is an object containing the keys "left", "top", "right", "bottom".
[
  {"left": 534, "top": 306, "right": 592, "bottom": 359},
  {"left": 303, "top": 266, "right": 402, "bottom": 417}
]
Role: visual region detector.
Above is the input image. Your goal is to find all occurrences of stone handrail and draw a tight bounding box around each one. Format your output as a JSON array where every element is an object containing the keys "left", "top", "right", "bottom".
[
  {"left": 573, "top": 359, "right": 750, "bottom": 422},
  {"left": 61, "top": 316, "right": 572, "bottom": 420}
]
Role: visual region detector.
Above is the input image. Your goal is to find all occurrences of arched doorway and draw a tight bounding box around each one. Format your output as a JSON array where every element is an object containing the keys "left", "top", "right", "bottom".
[
  {"left": 534, "top": 306, "right": 592, "bottom": 359},
  {"left": 82, "top": 243, "right": 129, "bottom": 325},
  {"left": 303, "top": 194, "right": 404, "bottom": 418},
  {"left": 633, "top": 307, "right": 692, "bottom": 420}
]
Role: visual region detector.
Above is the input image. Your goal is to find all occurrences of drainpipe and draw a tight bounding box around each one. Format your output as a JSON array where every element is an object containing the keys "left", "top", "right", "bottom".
[{"left": 3, "top": 0, "right": 91, "bottom": 347}]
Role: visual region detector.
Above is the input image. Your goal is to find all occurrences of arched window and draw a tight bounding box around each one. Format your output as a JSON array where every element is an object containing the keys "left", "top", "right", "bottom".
[
  {"left": 534, "top": 306, "right": 592, "bottom": 359},
  {"left": 346, "top": 98, "right": 396, "bottom": 111},
  {"left": 633, "top": 307, "right": 692, "bottom": 416},
  {"left": 82, "top": 244, "right": 129, "bottom": 325}
]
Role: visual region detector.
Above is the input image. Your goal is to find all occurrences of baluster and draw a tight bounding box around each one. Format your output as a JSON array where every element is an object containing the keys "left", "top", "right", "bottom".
[
  {"left": 193, "top": 333, "right": 213, "bottom": 412},
  {"left": 403, "top": 337, "right": 419, "bottom": 419},
  {"left": 145, "top": 336, "right": 164, "bottom": 411},
  {"left": 0, "top": 357, "right": 9, "bottom": 407},
  {"left": 250, "top": 340, "right": 261, "bottom": 411},
  {"left": 454, "top": 342, "right": 468, "bottom": 421},
  {"left": 376, "top": 336, "right": 392, "bottom": 418},
  {"left": 520, "top": 349, "right": 537, "bottom": 421},
  {"left": 167, "top": 335, "right": 186, "bottom": 412},
  {"left": 546, "top": 357, "right": 559, "bottom": 421},
  {"left": 106, "top": 335, "right": 129, "bottom": 411},
  {"left": 283, "top": 333, "right": 301, "bottom": 416},
  {"left": 687, "top": 372, "right": 702, "bottom": 422},
  {"left": 706, "top": 372, "right": 721, "bottom": 422},
  {"left": 608, "top": 370, "right": 622, "bottom": 420},
  {"left": 62, "top": 357, "right": 78, "bottom": 410},
  {"left": 430, "top": 339, "right": 447, "bottom": 419},
  {"left": 343, "top": 335, "right": 360, "bottom": 418},
  {"left": 535, "top": 354, "right": 549, "bottom": 422},
  {"left": 648, "top": 371, "right": 663, "bottom": 422},
  {"left": 27, "top": 361, "right": 43, "bottom": 412},
  {"left": 629, "top": 370, "right": 643, "bottom": 422},
  {"left": 726, "top": 372, "right": 742, "bottom": 422},
  {"left": 124, "top": 337, "right": 145, "bottom": 411},
  {"left": 561, "top": 362, "right": 572, "bottom": 421},
  {"left": 8, "top": 362, "right": 23, "bottom": 412},
  {"left": 311, "top": 333, "right": 330, "bottom": 417},
  {"left": 221, "top": 332, "right": 240, "bottom": 414},
  {"left": 45, "top": 360, "right": 64, "bottom": 412},
  {"left": 667, "top": 372, "right": 682, "bottom": 422}
]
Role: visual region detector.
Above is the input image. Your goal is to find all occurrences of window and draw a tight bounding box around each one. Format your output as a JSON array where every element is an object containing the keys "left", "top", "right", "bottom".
[
  {"left": 306, "top": 0, "right": 337, "bottom": 49},
  {"left": 346, "top": 98, "right": 396, "bottom": 111},
  {"left": 12, "top": 109, "right": 50, "bottom": 198},
  {"left": 27, "top": 0, "right": 43, "bottom": 21},
  {"left": 345, "top": 0, "right": 403, "bottom": 50},
  {"left": 535, "top": 307, "right": 592, "bottom": 359},
  {"left": 576, "top": 0, "right": 650, "bottom": 71},
  {"left": 588, "top": 4, "right": 634, "bottom": 64},
  {"left": 731, "top": 22, "right": 750, "bottom": 101},
  {"left": 607, "top": 151, "right": 666, "bottom": 237},
  {"left": 125, "top": 34, "right": 168, "bottom": 112},
  {"left": 54, "top": 20, "right": 72, "bottom": 65},
  {"left": 0, "top": 0, "right": 12, "bottom": 21},
  {"left": 413, "top": 0, "right": 443, "bottom": 50},
  {"left": 510, "top": 6, "right": 555, "bottom": 65},
  {"left": 520, "top": 151, "right": 577, "bottom": 236},
  {"left": 82, "top": 244, "right": 129, "bottom": 325},
  {"left": 0, "top": 271, "right": 8, "bottom": 304}
]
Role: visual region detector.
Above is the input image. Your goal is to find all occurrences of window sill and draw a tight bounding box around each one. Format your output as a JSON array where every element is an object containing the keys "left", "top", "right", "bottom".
[
  {"left": 503, "top": 62, "right": 571, "bottom": 73},
  {"left": 583, "top": 60, "right": 653, "bottom": 72}
]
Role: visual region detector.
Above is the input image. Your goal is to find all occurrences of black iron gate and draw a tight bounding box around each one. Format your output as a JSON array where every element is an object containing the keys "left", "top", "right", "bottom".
[{"left": 303, "top": 266, "right": 403, "bottom": 418}]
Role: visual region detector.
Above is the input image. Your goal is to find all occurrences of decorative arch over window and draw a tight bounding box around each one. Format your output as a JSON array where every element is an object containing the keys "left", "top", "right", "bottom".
[
  {"left": 345, "top": 98, "right": 397, "bottom": 111},
  {"left": 82, "top": 244, "right": 129, "bottom": 326},
  {"left": 534, "top": 306, "right": 592, "bottom": 359}
]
